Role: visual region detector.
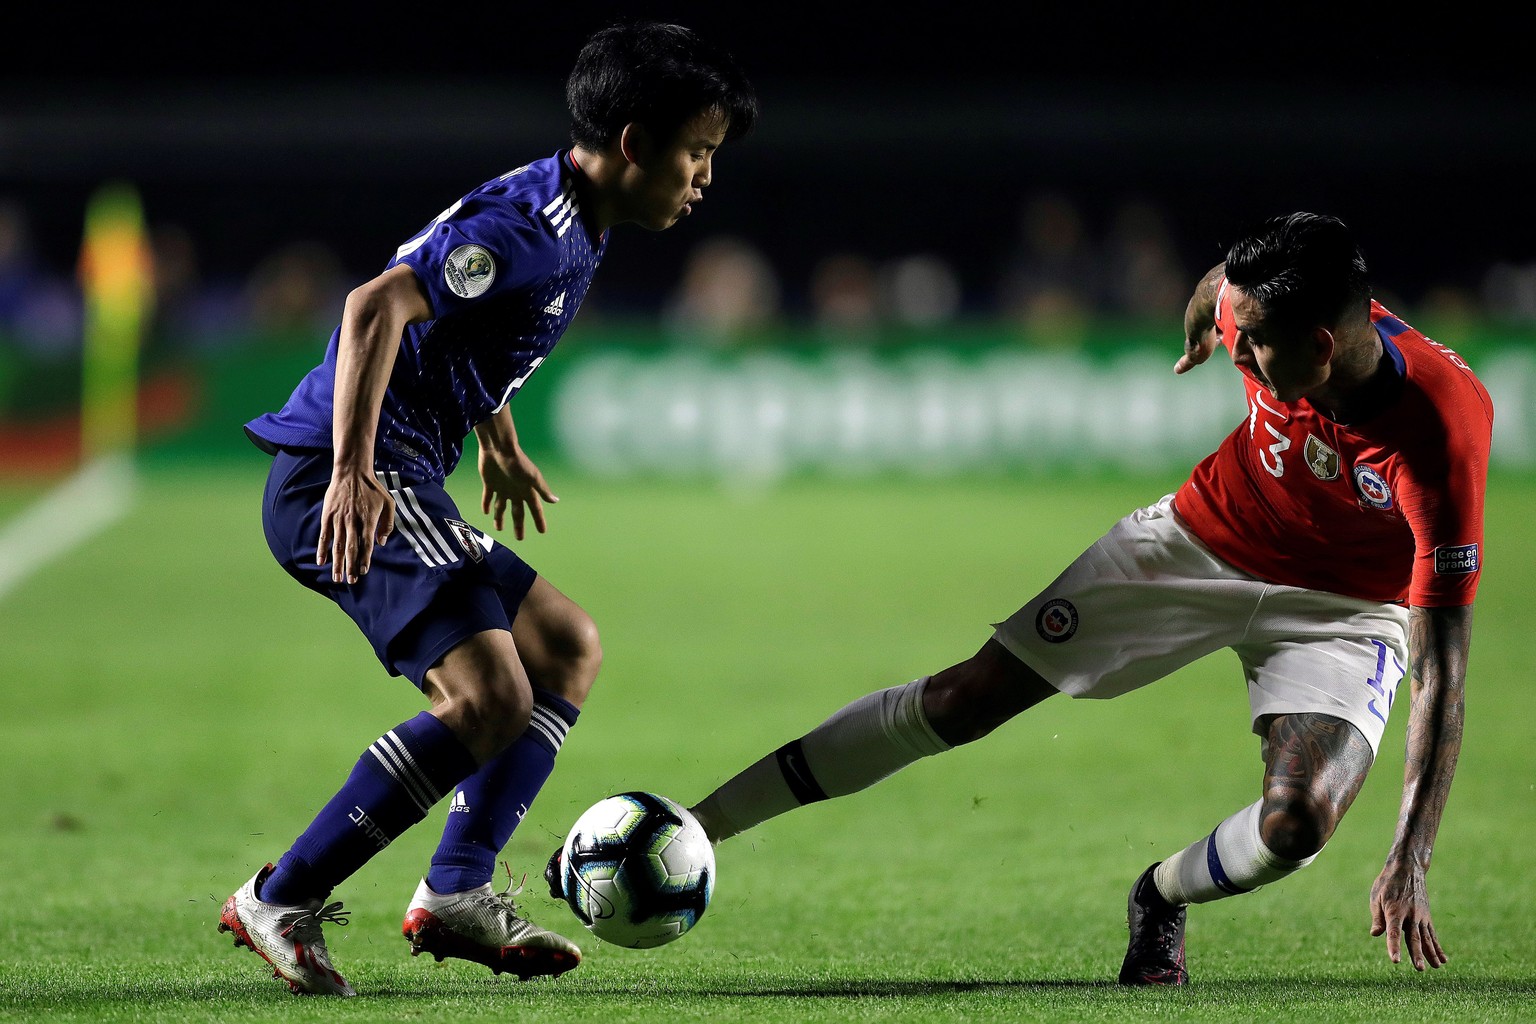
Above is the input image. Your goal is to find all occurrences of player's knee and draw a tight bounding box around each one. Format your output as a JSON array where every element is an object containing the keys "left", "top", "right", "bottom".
[
  {"left": 437, "top": 670, "right": 533, "bottom": 760},
  {"left": 922, "top": 643, "right": 1055, "bottom": 746},
  {"left": 1258, "top": 789, "right": 1337, "bottom": 861},
  {"left": 544, "top": 610, "right": 603, "bottom": 704},
  {"left": 565, "top": 612, "right": 603, "bottom": 697},
  {"left": 922, "top": 673, "right": 995, "bottom": 744},
  {"left": 922, "top": 673, "right": 1010, "bottom": 746}
]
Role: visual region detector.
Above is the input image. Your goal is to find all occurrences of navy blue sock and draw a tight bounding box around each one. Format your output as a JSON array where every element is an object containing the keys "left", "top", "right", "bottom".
[
  {"left": 426, "top": 688, "right": 580, "bottom": 894},
  {"left": 261, "top": 711, "right": 477, "bottom": 905}
]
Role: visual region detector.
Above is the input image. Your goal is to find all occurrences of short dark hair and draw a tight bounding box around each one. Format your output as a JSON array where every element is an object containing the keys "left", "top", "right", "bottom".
[
  {"left": 1224, "top": 212, "right": 1371, "bottom": 329},
  {"left": 566, "top": 20, "right": 758, "bottom": 151}
]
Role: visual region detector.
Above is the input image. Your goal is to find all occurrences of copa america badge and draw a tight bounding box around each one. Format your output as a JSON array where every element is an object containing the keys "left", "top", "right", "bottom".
[
  {"left": 444, "top": 244, "right": 496, "bottom": 298},
  {"left": 1035, "top": 598, "right": 1079, "bottom": 643}
]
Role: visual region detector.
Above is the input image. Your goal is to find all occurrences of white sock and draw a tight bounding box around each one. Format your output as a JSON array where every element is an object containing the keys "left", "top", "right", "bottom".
[
  {"left": 690, "top": 677, "right": 950, "bottom": 843},
  {"left": 1153, "top": 800, "right": 1318, "bottom": 905}
]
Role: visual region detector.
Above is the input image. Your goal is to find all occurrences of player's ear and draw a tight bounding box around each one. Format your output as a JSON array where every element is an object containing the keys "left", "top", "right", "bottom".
[
  {"left": 618, "top": 123, "right": 651, "bottom": 166},
  {"left": 1311, "top": 326, "right": 1336, "bottom": 366}
]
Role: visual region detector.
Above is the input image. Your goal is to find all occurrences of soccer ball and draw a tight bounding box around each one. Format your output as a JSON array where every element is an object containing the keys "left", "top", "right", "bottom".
[{"left": 555, "top": 791, "right": 715, "bottom": 949}]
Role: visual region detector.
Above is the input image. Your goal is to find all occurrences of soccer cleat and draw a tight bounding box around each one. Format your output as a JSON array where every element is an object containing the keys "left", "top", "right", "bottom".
[
  {"left": 402, "top": 876, "right": 581, "bottom": 980},
  {"left": 218, "top": 864, "right": 356, "bottom": 997},
  {"left": 544, "top": 846, "right": 566, "bottom": 902},
  {"left": 1119, "top": 862, "right": 1190, "bottom": 985}
]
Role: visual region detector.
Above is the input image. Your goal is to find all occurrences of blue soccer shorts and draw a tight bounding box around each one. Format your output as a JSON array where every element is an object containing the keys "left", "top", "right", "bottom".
[{"left": 261, "top": 447, "right": 537, "bottom": 689}]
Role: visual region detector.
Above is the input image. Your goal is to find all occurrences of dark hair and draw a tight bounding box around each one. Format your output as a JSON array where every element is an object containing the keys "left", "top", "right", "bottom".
[
  {"left": 566, "top": 20, "right": 758, "bottom": 150},
  {"left": 1223, "top": 212, "right": 1371, "bottom": 328}
]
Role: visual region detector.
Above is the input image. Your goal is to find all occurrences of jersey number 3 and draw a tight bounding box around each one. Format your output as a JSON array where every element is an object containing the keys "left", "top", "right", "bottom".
[{"left": 1247, "top": 392, "right": 1290, "bottom": 478}]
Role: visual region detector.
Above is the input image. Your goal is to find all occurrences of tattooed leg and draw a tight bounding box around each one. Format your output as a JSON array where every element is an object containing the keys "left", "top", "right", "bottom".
[
  {"left": 1258, "top": 712, "right": 1376, "bottom": 861},
  {"left": 1153, "top": 713, "right": 1374, "bottom": 906}
]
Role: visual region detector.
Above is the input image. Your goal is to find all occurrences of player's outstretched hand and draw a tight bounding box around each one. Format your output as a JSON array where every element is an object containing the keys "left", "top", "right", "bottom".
[
  {"left": 1369, "top": 858, "right": 1448, "bottom": 971},
  {"left": 317, "top": 471, "right": 395, "bottom": 584},
  {"left": 1174, "top": 325, "right": 1219, "bottom": 375},
  {"left": 481, "top": 444, "right": 559, "bottom": 541}
]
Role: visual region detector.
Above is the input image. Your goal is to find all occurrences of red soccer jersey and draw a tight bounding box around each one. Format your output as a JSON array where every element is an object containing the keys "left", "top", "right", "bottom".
[{"left": 1173, "top": 281, "right": 1493, "bottom": 607}]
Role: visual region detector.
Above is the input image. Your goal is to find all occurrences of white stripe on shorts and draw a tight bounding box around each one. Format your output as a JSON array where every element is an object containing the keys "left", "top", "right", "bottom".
[{"left": 377, "top": 472, "right": 454, "bottom": 567}]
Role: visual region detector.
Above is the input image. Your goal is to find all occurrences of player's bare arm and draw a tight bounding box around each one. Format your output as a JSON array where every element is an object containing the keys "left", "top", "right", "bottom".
[
  {"left": 319, "top": 264, "right": 433, "bottom": 582},
  {"left": 473, "top": 405, "right": 559, "bottom": 540},
  {"left": 1174, "top": 262, "right": 1227, "bottom": 374},
  {"left": 1370, "top": 602, "right": 1473, "bottom": 971}
]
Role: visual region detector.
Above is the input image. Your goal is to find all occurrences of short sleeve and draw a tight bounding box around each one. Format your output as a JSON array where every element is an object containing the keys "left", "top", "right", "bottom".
[
  {"left": 1398, "top": 391, "right": 1492, "bottom": 607},
  {"left": 389, "top": 195, "right": 555, "bottom": 317}
]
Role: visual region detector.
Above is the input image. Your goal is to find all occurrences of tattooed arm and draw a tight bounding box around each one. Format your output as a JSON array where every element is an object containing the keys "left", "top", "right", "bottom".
[
  {"left": 1369, "top": 603, "right": 1473, "bottom": 970},
  {"left": 1173, "top": 263, "right": 1226, "bottom": 375}
]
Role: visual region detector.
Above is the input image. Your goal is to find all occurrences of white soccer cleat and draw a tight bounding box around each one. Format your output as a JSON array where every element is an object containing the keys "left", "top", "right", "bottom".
[
  {"left": 218, "top": 864, "right": 356, "bottom": 997},
  {"left": 402, "top": 876, "right": 581, "bottom": 979}
]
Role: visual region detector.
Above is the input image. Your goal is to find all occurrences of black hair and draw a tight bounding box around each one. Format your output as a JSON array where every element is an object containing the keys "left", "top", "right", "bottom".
[
  {"left": 1223, "top": 212, "right": 1372, "bottom": 328},
  {"left": 566, "top": 20, "right": 758, "bottom": 151}
]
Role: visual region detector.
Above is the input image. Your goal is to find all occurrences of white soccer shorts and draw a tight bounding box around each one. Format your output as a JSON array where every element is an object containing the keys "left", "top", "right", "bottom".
[{"left": 991, "top": 494, "right": 1410, "bottom": 753}]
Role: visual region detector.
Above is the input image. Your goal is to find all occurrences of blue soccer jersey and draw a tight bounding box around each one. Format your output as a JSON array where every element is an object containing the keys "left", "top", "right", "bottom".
[{"left": 245, "top": 151, "right": 606, "bottom": 482}]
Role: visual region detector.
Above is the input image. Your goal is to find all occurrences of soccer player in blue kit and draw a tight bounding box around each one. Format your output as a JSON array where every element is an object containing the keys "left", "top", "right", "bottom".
[{"left": 218, "top": 21, "right": 756, "bottom": 996}]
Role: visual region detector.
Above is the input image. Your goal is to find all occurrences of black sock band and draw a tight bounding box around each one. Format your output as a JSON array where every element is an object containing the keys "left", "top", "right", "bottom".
[{"left": 774, "top": 739, "right": 829, "bottom": 805}]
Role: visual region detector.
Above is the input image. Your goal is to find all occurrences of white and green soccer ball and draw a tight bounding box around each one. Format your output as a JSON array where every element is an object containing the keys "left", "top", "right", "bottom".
[{"left": 557, "top": 791, "right": 715, "bottom": 949}]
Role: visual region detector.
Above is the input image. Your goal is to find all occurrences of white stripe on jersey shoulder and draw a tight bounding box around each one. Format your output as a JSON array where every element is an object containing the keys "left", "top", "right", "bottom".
[
  {"left": 1215, "top": 276, "right": 1230, "bottom": 321},
  {"left": 541, "top": 186, "right": 571, "bottom": 217},
  {"left": 541, "top": 185, "right": 580, "bottom": 238}
]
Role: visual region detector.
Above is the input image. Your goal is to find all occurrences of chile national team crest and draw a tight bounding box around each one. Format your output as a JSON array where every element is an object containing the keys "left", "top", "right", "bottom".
[
  {"left": 1035, "top": 598, "right": 1079, "bottom": 643},
  {"left": 1352, "top": 465, "right": 1394, "bottom": 509}
]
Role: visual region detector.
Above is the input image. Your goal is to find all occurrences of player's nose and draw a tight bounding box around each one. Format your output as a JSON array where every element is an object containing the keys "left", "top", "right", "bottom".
[{"left": 1230, "top": 332, "right": 1253, "bottom": 367}]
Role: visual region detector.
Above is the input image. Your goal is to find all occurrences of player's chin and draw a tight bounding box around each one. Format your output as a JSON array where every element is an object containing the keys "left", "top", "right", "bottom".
[{"left": 639, "top": 212, "right": 684, "bottom": 232}]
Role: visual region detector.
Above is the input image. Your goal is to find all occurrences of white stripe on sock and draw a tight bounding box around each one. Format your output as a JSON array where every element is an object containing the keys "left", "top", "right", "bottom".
[
  {"left": 529, "top": 706, "right": 570, "bottom": 746},
  {"left": 370, "top": 732, "right": 438, "bottom": 813}
]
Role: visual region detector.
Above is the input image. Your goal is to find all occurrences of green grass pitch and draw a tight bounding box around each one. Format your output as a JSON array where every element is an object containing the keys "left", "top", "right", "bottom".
[{"left": 1, "top": 464, "right": 1532, "bottom": 1022}]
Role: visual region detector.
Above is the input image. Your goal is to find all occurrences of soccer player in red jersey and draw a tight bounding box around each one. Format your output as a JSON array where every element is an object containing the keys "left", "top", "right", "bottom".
[{"left": 655, "top": 213, "right": 1490, "bottom": 983}]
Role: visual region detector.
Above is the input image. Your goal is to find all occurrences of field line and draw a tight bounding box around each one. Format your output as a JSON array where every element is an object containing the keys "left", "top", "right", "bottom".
[{"left": 0, "top": 454, "right": 137, "bottom": 602}]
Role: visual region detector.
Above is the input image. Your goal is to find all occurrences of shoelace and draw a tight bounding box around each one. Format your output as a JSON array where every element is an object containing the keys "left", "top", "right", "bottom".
[
  {"left": 280, "top": 901, "right": 351, "bottom": 943},
  {"left": 492, "top": 861, "right": 529, "bottom": 914},
  {"left": 1132, "top": 901, "right": 1183, "bottom": 962}
]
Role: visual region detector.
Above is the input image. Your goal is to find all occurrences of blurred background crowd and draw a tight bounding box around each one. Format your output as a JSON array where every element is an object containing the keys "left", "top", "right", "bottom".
[
  {"left": 4, "top": 180, "right": 1534, "bottom": 361},
  {"left": 1, "top": 5, "right": 1532, "bottom": 391},
  {"left": 0, "top": 190, "right": 1209, "bottom": 354}
]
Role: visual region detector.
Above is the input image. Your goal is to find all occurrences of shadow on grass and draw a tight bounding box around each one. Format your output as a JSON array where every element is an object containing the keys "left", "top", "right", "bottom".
[
  {"left": 362, "top": 973, "right": 1536, "bottom": 1002},
  {"left": 8, "top": 971, "right": 1534, "bottom": 1010}
]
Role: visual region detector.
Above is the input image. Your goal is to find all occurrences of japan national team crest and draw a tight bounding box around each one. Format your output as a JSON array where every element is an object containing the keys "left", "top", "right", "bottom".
[
  {"left": 444, "top": 519, "right": 493, "bottom": 562},
  {"left": 444, "top": 244, "right": 496, "bottom": 298},
  {"left": 1352, "top": 465, "right": 1394, "bottom": 509},
  {"left": 1304, "top": 434, "right": 1340, "bottom": 480},
  {"left": 1035, "top": 598, "right": 1079, "bottom": 644}
]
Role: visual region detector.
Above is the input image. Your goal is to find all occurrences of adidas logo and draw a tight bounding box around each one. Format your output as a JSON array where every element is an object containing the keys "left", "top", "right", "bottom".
[
  {"left": 448, "top": 791, "right": 470, "bottom": 814},
  {"left": 543, "top": 291, "right": 566, "bottom": 317}
]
